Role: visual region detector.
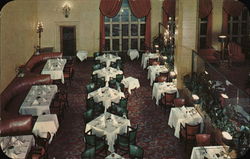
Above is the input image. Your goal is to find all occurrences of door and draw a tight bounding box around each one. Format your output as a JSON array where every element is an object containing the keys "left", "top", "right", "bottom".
[{"left": 60, "top": 26, "right": 76, "bottom": 56}]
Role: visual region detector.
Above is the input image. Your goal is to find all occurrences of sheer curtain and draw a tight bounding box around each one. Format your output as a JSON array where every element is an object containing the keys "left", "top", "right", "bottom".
[
  {"left": 128, "top": 0, "right": 151, "bottom": 49},
  {"left": 99, "top": 0, "right": 122, "bottom": 51},
  {"left": 199, "top": 0, "right": 213, "bottom": 48}
]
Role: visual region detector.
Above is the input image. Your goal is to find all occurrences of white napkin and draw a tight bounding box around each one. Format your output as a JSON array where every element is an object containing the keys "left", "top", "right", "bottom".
[
  {"left": 180, "top": 106, "right": 186, "bottom": 113},
  {"left": 42, "top": 98, "right": 47, "bottom": 102},
  {"left": 32, "top": 99, "right": 39, "bottom": 105}
]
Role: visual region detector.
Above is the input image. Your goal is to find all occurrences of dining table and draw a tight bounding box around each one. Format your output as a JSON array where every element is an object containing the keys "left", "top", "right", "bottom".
[
  {"left": 93, "top": 67, "right": 123, "bottom": 86},
  {"left": 168, "top": 107, "right": 203, "bottom": 138},
  {"left": 191, "top": 146, "right": 230, "bottom": 159},
  {"left": 147, "top": 65, "right": 169, "bottom": 86},
  {"left": 41, "top": 58, "right": 67, "bottom": 83},
  {"left": 121, "top": 77, "right": 140, "bottom": 94},
  {"left": 141, "top": 52, "right": 160, "bottom": 69},
  {"left": 95, "top": 54, "right": 121, "bottom": 67},
  {"left": 19, "top": 85, "right": 58, "bottom": 116},
  {"left": 32, "top": 114, "right": 59, "bottom": 143},
  {"left": 87, "top": 87, "right": 125, "bottom": 111},
  {"left": 85, "top": 112, "right": 131, "bottom": 152},
  {"left": 152, "top": 82, "right": 178, "bottom": 105},
  {"left": 0, "top": 135, "right": 35, "bottom": 159}
]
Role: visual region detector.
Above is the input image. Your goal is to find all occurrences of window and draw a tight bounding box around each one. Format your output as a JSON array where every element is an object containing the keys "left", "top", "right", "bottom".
[
  {"left": 104, "top": 0, "right": 146, "bottom": 52},
  {"left": 198, "top": 17, "right": 208, "bottom": 49},
  {"left": 228, "top": 7, "right": 250, "bottom": 54}
]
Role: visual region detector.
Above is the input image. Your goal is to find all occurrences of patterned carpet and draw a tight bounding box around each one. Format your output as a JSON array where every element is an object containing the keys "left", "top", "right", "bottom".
[{"left": 48, "top": 59, "right": 186, "bottom": 159}]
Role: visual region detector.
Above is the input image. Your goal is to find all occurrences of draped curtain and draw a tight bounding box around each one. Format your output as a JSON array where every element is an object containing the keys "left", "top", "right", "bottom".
[
  {"left": 128, "top": 0, "right": 151, "bottom": 49},
  {"left": 222, "top": 0, "right": 244, "bottom": 35},
  {"left": 99, "top": 0, "right": 122, "bottom": 51},
  {"left": 199, "top": 0, "right": 213, "bottom": 48},
  {"left": 162, "top": 0, "right": 176, "bottom": 28}
]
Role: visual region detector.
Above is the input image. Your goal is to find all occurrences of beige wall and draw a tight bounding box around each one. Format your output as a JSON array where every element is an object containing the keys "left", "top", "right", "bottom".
[{"left": 0, "top": 0, "right": 38, "bottom": 92}]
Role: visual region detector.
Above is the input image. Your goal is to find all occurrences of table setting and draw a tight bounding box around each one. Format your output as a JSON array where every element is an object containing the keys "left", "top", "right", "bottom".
[
  {"left": 95, "top": 54, "right": 121, "bottom": 67},
  {"left": 41, "top": 58, "right": 67, "bottom": 83},
  {"left": 152, "top": 82, "right": 178, "bottom": 105},
  {"left": 19, "top": 85, "right": 58, "bottom": 116},
  {"left": 87, "top": 87, "right": 125, "bottom": 111},
  {"left": 168, "top": 106, "right": 203, "bottom": 138},
  {"left": 147, "top": 65, "right": 169, "bottom": 86},
  {"left": 0, "top": 135, "right": 35, "bottom": 159},
  {"left": 191, "top": 146, "right": 230, "bottom": 159},
  {"left": 85, "top": 112, "right": 131, "bottom": 152},
  {"left": 93, "top": 67, "right": 123, "bottom": 86},
  {"left": 141, "top": 52, "right": 160, "bottom": 69}
]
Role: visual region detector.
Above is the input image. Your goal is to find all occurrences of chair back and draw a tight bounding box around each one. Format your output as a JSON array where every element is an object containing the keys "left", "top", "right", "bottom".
[
  {"left": 119, "top": 98, "right": 128, "bottom": 109},
  {"left": 156, "top": 75, "right": 168, "bottom": 82},
  {"left": 84, "top": 133, "right": 96, "bottom": 147},
  {"left": 152, "top": 61, "right": 160, "bottom": 65},
  {"left": 97, "top": 77, "right": 105, "bottom": 88},
  {"left": 86, "top": 97, "right": 95, "bottom": 110},
  {"left": 116, "top": 106, "right": 128, "bottom": 117},
  {"left": 91, "top": 74, "right": 98, "bottom": 83},
  {"left": 86, "top": 83, "right": 95, "bottom": 93},
  {"left": 196, "top": 134, "right": 211, "bottom": 146},
  {"left": 116, "top": 74, "right": 123, "bottom": 83},
  {"left": 129, "top": 145, "right": 144, "bottom": 159},
  {"left": 94, "top": 52, "right": 101, "bottom": 58},
  {"left": 128, "top": 126, "right": 138, "bottom": 145},
  {"left": 92, "top": 63, "right": 102, "bottom": 71},
  {"left": 186, "top": 123, "right": 201, "bottom": 136},
  {"left": 174, "top": 98, "right": 186, "bottom": 107},
  {"left": 81, "top": 147, "right": 96, "bottom": 159},
  {"left": 165, "top": 92, "right": 177, "bottom": 102},
  {"left": 148, "top": 58, "right": 158, "bottom": 66},
  {"left": 83, "top": 109, "right": 94, "bottom": 123}
]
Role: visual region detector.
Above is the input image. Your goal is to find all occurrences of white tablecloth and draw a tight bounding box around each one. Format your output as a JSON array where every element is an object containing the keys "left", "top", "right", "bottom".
[
  {"left": 93, "top": 67, "right": 123, "bottom": 86},
  {"left": 0, "top": 135, "right": 34, "bottom": 159},
  {"left": 191, "top": 146, "right": 230, "bottom": 159},
  {"left": 41, "top": 58, "right": 67, "bottom": 83},
  {"left": 19, "top": 85, "right": 58, "bottom": 116},
  {"left": 127, "top": 49, "right": 139, "bottom": 60},
  {"left": 105, "top": 152, "right": 125, "bottom": 159},
  {"left": 141, "top": 53, "right": 160, "bottom": 69},
  {"left": 76, "top": 50, "right": 88, "bottom": 61},
  {"left": 121, "top": 77, "right": 140, "bottom": 94},
  {"left": 152, "top": 82, "right": 178, "bottom": 105},
  {"left": 168, "top": 107, "right": 203, "bottom": 138},
  {"left": 95, "top": 54, "right": 121, "bottom": 67},
  {"left": 32, "top": 114, "right": 59, "bottom": 143},
  {"left": 85, "top": 112, "right": 131, "bottom": 152},
  {"left": 87, "top": 87, "right": 125, "bottom": 111},
  {"left": 147, "top": 65, "right": 169, "bottom": 86}
]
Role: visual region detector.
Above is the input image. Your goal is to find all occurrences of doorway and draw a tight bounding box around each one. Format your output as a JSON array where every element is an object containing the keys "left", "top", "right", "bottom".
[{"left": 60, "top": 26, "right": 76, "bottom": 56}]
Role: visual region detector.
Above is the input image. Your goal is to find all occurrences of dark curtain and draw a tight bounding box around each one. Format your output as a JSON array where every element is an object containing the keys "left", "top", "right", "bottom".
[
  {"left": 128, "top": 0, "right": 151, "bottom": 49},
  {"left": 199, "top": 0, "right": 213, "bottom": 48},
  {"left": 162, "top": 0, "right": 176, "bottom": 28},
  {"left": 222, "top": 0, "right": 244, "bottom": 35},
  {"left": 99, "top": 0, "right": 122, "bottom": 51}
]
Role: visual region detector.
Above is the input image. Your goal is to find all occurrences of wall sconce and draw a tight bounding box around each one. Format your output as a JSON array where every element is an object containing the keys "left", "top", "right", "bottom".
[{"left": 62, "top": 3, "right": 71, "bottom": 18}]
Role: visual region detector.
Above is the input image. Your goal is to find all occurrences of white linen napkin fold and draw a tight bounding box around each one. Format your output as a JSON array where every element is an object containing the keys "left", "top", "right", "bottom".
[
  {"left": 180, "top": 106, "right": 186, "bottom": 113},
  {"left": 32, "top": 99, "right": 39, "bottom": 105}
]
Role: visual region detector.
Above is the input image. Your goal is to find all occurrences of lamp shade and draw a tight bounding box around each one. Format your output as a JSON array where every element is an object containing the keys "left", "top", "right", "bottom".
[{"left": 218, "top": 35, "right": 227, "bottom": 42}]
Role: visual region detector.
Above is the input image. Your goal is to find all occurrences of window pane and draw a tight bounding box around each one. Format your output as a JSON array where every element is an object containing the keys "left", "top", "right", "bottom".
[
  {"left": 131, "top": 15, "right": 138, "bottom": 22},
  {"left": 121, "top": 9, "right": 129, "bottom": 22},
  {"left": 131, "top": 39, "right": 138, "bottom": 49},
  {"left": 122, "top": 0, "right": 129, "bottom": 7},
  {"left": 105, "top": 39, "right": 110, "bottom": 51},
  {"left": 232, "top": 37, "right": 238, "bottom": 43},
  {"left": 242, "top": 9, "right": 248, "bottom": 20},
  {"left": 105, "top": 24, "right": 110, "bottom": 37},
  {"left": 112, "top": 14, "right": 120, "bottom": 22},
  {"left": 122, "top": 39, "right": 129, "bottom": 50},
  {"left": 232, "top": 23, "right": 239, "bottom": 34},
  {"left": 122, "top": 24, "right": 128, "bottom": 36},
  {"left": 140, "top": 17, "right": 146, "bottom": 22},
  {"left": 140, "top": 24, "right": 146, "bottom": 36},
  {"left": 112, "top": 39, "right": 119, "bottom": 51},
  {"left": 200, "top": 23, "right": 207, "bottom": 35},
  {"left": 140, "top": 39, "right": 145, "bottom": 50},
  {"left": 228, "top": 23, "right": 231, "bottom": 34},
  {"left": 112, "top": 24, "right": 120, "bottom": 36},
  {"left": 199, "top": 37, "right": 206, "bottom": 49},
  {"left": 241, "top": 23, "right": 247, "bottom": 34},
  {"left": 131, "top": 24, "right": 138, "bottom": 36},
  {"left": 105, "top": 16, "right": 110, "bottom": 22},
  {"left": 201, "top": 17, "right": 208, "bottom": 21},
  {"left": 232, "top": 16, "right": 239, "bottom": 21}
]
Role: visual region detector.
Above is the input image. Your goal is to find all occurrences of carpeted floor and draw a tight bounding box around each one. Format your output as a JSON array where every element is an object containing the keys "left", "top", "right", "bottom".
[{"left": 48, "top": 59, "right": 187, "bottom": 159}]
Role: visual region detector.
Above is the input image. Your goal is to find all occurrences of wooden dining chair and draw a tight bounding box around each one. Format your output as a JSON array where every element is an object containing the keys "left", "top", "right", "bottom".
[
  {"left": 160, "top": 92, "right": 177, "bottom": 112},
  {"left": 174, "top": 98, "right": 186, "bottom": 107},
  {"left": 155, "top": 75, "right": 168, "bottom": 83},
  {"left": 195, "top": 134, "right": 211, "bottom": 146}
]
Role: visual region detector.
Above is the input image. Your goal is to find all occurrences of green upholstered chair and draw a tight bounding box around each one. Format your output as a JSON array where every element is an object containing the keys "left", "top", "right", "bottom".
[
  {"left": 91, "top": 74, "right": 98, "bottom": 84},
  {"left": 93, "top": 102, "right": 105, "bottom": 117},
  {"left": 110, "top": 61, "right": 117, "bottom": 68},
  {"left": 92, "top": 63, "right": 102, "bottom": 71},
  {"left": 129, "top": 145, "right": 144, "bottom": 159},
  {"left": 86, "top": 83, "right": 96, "bottom": 94},
  {"left": 83, "top": 109, "right": 94, "bottom": 124},
  {"left": 116, "top": 74, "right": 123, "bottom": 83},
  {"left": 81, "top": 147, "right": 95, "bottom": 159},
  {"left": 115, "top": 106, "right": 128, "bottom": 118},
  {"left": 94, "top": 52, "right": 101, "bottom": 58},
  {"left": 119, "top": 97, "right": 128, "bottom": 109},
  {"left": 108, "top": 78, "right": 117, "bottom": 88},
  {"left": 97, "top": 77, "right": 105, "bottom": 88},
  {"left": 86, "top": 97, "right": 95, "bottom": 110}
]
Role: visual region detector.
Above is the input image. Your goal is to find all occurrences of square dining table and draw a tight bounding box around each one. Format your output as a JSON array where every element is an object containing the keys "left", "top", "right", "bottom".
[{"left": 191, "top": 146, "right": 230, "bottom": 159}]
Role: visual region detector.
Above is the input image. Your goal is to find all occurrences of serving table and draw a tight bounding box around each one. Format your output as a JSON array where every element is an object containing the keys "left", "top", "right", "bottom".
[
  {"left": 152, "top": 82, "right": 178, "bottom": 105},
  {"left": 95, "top": 54, "right": 121, "bottom": 67},
  {"left": 191, "top": 146, "right": 230, "bottom": 159},
  {"left": 147, "top": 65, "right": 169, "bottom": 86},
  {"left": 19, "top": 85, "right": 58, "bottom": 116},
  {"left": 87, "top": 87, "right": 125, "bottom": 111},
  {"left": 32, "top": 114, "right": 59, "bottom": 143},
  {"left": 168, "top": 107, "right": 203, "bottom": 138},
  {"left": 0, "top": 135, "right": 34, "bottom": 159},
  {"left": 85, "top": 112, "right": 131, "bottom": 152},
  {"left": 41, "top": 58, "right": 67, "bottom": 83}
]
